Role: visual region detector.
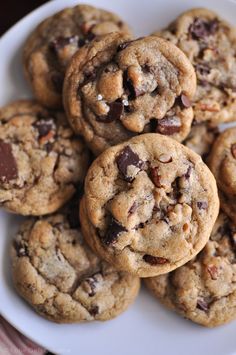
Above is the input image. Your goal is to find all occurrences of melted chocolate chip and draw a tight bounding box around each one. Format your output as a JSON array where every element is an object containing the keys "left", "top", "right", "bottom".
[
  {"left": 123, "top": 70, "right": 144, "bottom": 99},
  {"left": 85, "top": 274, "right": 98, "bottom": 297},
  {"left": 128, "top": 202, "right": 138, "bottom": 215},
  {"left": 156, "top": 116, "right": 181, "bottom": 135},
  {"left": 196, "top": 299, "right": 209, "bottom": 312},
  {"left": 51, "top": 72, "right": 64, "bottom": 92},
  {"left": 231, "top": 144, "right": 236, "bottom": 159},
  {"left": 0, "top": 140, "right": 18, "bottom": 183},
  {"left": 189, "top": 18, "right": 219, "bottom": 40},
  {"left": 197, "top": 201, "right": 208, "bottom": 210},
  {"left": 195, "top": 64, "right": 211, "bottom": 76},
  {"left": 150, "top": 167, "right": 162, "bottom": 188},
  {"left": 184, "top": 166, "right": 192, "bottom": 179},
  {"left": 117, "top": 41, "right": 131, "bottom": 51},
  {"left": 34, "top": 120, "right": 53, "bottom": 138},
  {"left": 50, "top": 36, "right": 79, "bottom": 51},
  {"left": 116, "top": 146, "right": 144, "bottom": 182},
  {"left": 14, "top": 239, "right": 28, "bottom": 257},
  {"left": 143, "top": 254, "right": 168, "bottom": 265},
  {"left": 103, "top": 218, "right": 127, "bottom": 245},
  {"left": 89, "top": 305, "right": 99, "bottom": 316}
]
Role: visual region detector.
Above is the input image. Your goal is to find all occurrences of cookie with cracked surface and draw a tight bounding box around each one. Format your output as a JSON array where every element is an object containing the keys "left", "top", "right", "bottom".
[
  {"left": 183, "top": 122, "right": 218, "bottom": 160},
  {"left": 0, "top": 100, "right": 89, "bottom": 215},
  {"left": 81, "top": 133, "right": 219, "bottom": 277},
  {"left": 209, "top": 127, "right": 236, "bottom": 223},
  {"left": 153, "top": 8, "right": 236, "bottom": 125},
  {"left": 63, "top": 32, "right": 196, "bottom": 155},
  {"left": 11, "top": 212, "right": 140, "bottom": 323},
  {"left": 23, "top": 4, "right": 132, "bottom": 109},
  {"left": 145, "top": 212, "right": 236, "bottom": 327}
]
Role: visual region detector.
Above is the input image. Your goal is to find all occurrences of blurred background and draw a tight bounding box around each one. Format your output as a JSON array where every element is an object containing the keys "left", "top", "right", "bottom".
[{"left": 1, "top": 1, "right": 48, "bottom": 35}]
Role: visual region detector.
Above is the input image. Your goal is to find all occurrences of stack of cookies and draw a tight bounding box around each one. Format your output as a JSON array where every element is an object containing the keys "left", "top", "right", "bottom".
[{"left": 3, "top": 4, "right": 236, "bottom": 328}]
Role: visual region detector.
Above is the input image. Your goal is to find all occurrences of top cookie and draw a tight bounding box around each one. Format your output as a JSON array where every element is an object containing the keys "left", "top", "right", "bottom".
[
  {"left": 0, "top": 100, "right": 89, "bottom": 216},
  {"left": 153, "top": 8, "right": 236, "bottom": 125},
  {"left": 23, "top": 4, "right": 131, "bottom": 109},
  {"left": 209, "top": 127, "right": 236, "bottom": 223},
  {"left": 145, "top": 212, "right": 236, "bottom": 327},
  {"left": 64, "top": 33, "right": 196, "bottom": 155},
  {"left": 82, "top": 133, "right": 219, "bottom": 277}
]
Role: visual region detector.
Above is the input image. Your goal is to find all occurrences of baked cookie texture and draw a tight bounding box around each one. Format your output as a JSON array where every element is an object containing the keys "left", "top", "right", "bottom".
[
  {"left": 153, "top": 8, "right": 236, "bottom": 125},
  {"left": 64, "top": 32, "right": 196, "bottom": 155},
  {"left": 209, "top": 127, "right": 236, "bottom": 223},
  {"left": 11, "top": 211, "right": 140, "bottom": 323},
  {"left": 145, "top": 212, "right": 236, "bottom": 327},
  {"left": 0, "top": 100, "right": 89, "bottom": 216},
  {"left": 183, "top": 122, "right": 219, "bottom": 160},
  {"left": 82, "top": 133, "right": 219, "bottom": 277},
  {"left": 23, "top": 4, "right": 132, "bottom": 109}
]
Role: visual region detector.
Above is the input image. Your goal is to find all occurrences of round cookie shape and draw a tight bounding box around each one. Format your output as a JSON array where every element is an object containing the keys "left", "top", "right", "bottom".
[
  {"left": 64, "top": 33, "right": 196, "bottom": 155},
  {"left": 23, "top": 4, "right": 132, "bottom": 109},
  {"left": 145, "top": 212, "right": 236, "bottom": 327},
  {"left": 209, "top": 127, "right": 236, "bottom": 223},
  {"left": 0, "top": 100, "right": 89, "bottom": 215},
  {"left": 153, "top": 8, "right": 236, "bottom": 125},
  {"left": 11, "top": 212, "right": 140, "bottom": 323},
  {"left": 82, "top": 133, "right": 219, "bottom": 277},
  {"left": 183, "top": 122, "right": 219, "bottom": 160}
]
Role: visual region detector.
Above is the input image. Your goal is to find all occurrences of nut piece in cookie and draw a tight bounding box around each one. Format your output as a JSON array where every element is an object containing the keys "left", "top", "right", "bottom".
[
  {"left": 153, "top": 8, "right": 236, "bottom": 124},
  {"left": 23, "top": 4, "right": 132, "bottom": 108},
  {"left": 145, "top": 212, "right": 236, "bottom": 327},
  {"left": 81, "top": 133, "right": 219, "bottom": 277},
  {"left": 64, "top": 33, "right": 196, "bottom": 155},
  {"left": 209, "top": 127, "right": 236, "bottom": 223},
  {"left": 11, "top": 212, "right": 140, "bottom": 323},
  {"left": 0, "top": 100, "right": 89, "bottom": 215}
]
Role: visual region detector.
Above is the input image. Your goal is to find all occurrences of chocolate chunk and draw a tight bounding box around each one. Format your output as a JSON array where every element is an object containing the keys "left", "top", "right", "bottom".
[
  {"left": 34, "top": 119, "right": 53, "bottom": 138},
  {"left": 197, "top": 299, "right": 209, "bottom": 312},
  {"left": 85, "top": 274, "right": 99, "bottom": 297},
  {"left": 150, "top": 167, "right": 162, "bottom": 188},
  {"left": 180, "top": 94, "right": 192, "bottom": 108},
  {"left": 86, "top": 32, "right": 96, "bottom": 42},
  {"left": 0, "top": 140, "right": 18, "bottom": 183},
  {"left": 207, "top": 265, "right": 218, "bottom": 280},
  {"left": 14, "top": 239, "right": 28, "bottom": 257},
  {"left": 197, "top": 201, "right": 208, "bottom": 210},
  {"left": 231, "top": 144, "right": 236, "bottom": 159},
  {"left": 103, "top": 218, "right": 127, "bottom": 245},
  {"left": 143, "top": 254, "right": 168, "bottom": 265},
  {"left": 123, "top": 70, "right": 144, "bottom": 99},
  {"left": 50, "top": 36, "right": 79, "bottom": 51},
  {"left": 117, "top": 41, "right": 131, "bottom": 51},
  {"left": 96, "top": 101, "right": 124, "bottom": 123},
  {"left": 116, "top": 146, "right": 144, "bottom": 182},
  {"left": 156, "top": 116, "right": 181, "bottom": 135},
  {"left": 189, "top": 18, "right": 219, "bottom": 40},
  {"left": 89, "top": 305, "right": 99, "bottom": 316}
]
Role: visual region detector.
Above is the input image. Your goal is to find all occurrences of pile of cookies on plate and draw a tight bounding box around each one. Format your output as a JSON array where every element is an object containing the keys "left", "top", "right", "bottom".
[{"left": 3, "top": 4, "right": 236, "bottom": 327}]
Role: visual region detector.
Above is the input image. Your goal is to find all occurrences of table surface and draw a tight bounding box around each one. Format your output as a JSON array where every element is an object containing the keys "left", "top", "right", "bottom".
[{"left": 1, "top": 1, "right": 48, "bottom": 35}]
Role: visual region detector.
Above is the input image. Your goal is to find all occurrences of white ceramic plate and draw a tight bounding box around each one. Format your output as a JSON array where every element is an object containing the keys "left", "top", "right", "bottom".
[{"left": 1, "top": 0, "right": 236, "bottom": 354}]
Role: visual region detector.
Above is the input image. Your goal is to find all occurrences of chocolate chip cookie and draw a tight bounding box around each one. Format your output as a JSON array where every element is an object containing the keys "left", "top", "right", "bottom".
[
  {"left": 183, "top": 122, "right": 218, "bottom": 160},
  {"left": 145, "top": 212, "right": 236, "bottom": 327},
  {"left": 209, "top": 127, "right": 236, "bottom": 223},
  {"left": 153, "top": 8, "right": 236, "bottom": 124},
  {"left": 23, "top": 4, "right": 131, "bottom": 109},
  {"left": 81, "top": 133, "right": 219, "bottom": 277},
  {"left": 11, "top": 212, "right": 140, "bottom": 323},
  {"left": 64, "top": 33, "right": 196, "bottom": 155},
  {"left": 0, "top": 100, "right": 89, "bottom": 216}
]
